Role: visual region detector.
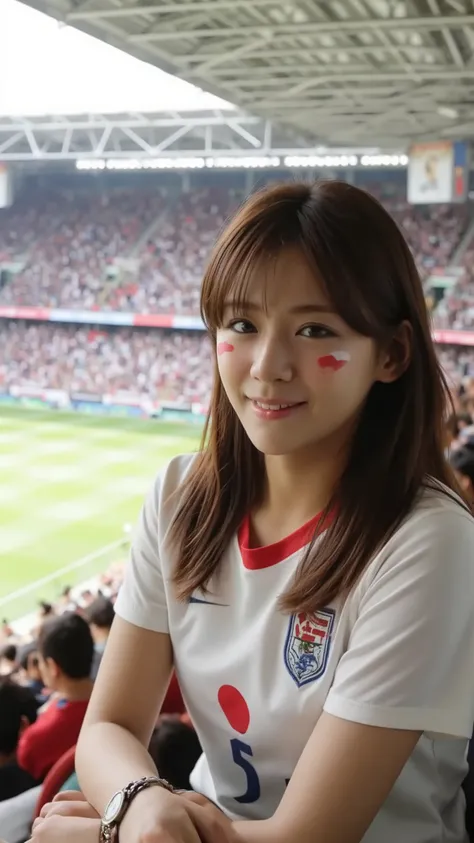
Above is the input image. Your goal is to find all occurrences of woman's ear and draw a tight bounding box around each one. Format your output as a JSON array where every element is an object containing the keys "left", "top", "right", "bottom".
[{"left": 376, "top": 320, "right": 412, "bottom": 384}]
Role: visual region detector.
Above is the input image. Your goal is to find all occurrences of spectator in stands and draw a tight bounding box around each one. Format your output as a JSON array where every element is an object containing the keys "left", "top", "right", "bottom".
[
  {"left": 58, "top": 586, "right": 76, "bottom": 614},
  {"left": 38, "top": 601, "right": 54, "bottom": 621},
  {"left": 1, "top": 619, "right": 14, "bottom": 640},
  {"left": 18, "top": 643, "right": 46, "bottom": 703},
  {"left": 17, "top": 613, "right": 93, "bottom": 782},
  {"left": 85, "top": 596, "right": 114, "bottom": 680},
  {"left": 0, "top": 679, "right": 39, "bottom": 801},
  {"left": 451, "top": 445, "right": 474, "bottom": 508},
  {"left": 148, "top": 719, "right": 202, "bottom": 791},
  {"left": 0, "top": 644, "right": 18, "bottom": 677}
]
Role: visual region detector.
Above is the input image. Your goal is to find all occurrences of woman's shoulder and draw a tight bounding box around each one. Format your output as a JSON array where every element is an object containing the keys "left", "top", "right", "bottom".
[
  {"left": 360, "top": 480, "right": 474, "bottom": 593},
  {"left": 146, "top": 451, "right": 201, "bottom": 522}
]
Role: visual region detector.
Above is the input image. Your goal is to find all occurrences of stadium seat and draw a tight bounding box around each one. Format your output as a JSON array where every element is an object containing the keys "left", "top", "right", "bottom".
[{"left": 33, "top": 744, "right": 76, "bottom": 818}]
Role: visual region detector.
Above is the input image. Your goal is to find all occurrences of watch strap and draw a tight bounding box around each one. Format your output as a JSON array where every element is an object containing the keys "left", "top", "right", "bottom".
[{"left": 100, "top": 776, "right": 175, "bottom": 843}]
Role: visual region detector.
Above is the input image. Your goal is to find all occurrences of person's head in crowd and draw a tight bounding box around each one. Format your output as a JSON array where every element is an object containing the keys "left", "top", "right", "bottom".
[
  {"left": 38, "top": 601, "right": 54, "bottom": 620},
  {"left": 59, "top": 585, "right": 75, "bottom": 612},
  {"left": 37, "top": 613, "right": 94, "bottom": 698},
  {"left": 148, "top": 719, "right": 202, "bottom": 791},
  {"left": 0, "top": 679, "right": 38, "bottom": 767},
  {"left": 18, "top": 643, "right": 44, "bottom": 696},
  {"left": 80, "top": 589, "right": 94, "bottom": 608},
  {"left": 85, "top": 596, "right": 115, "bottom": 646},
  {"left": 0, "top": 644, "right": 18, "bottom": 677},
  {"left": 445, "top": 412, "right": 459, "bottom": 452},
  {"left": 1, "top": 619, "right": 13, "bottom": 640},
  {"left": 450, "top": 445, "right": 474, "bottom": 506},
  {"left": 457, "top": 412, "right": 472, "bottom": 432}
]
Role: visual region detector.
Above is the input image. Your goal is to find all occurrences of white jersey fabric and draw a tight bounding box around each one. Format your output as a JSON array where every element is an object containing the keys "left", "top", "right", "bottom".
[{"left": 115, "top": 453, "right": 474, "bottom": 843}]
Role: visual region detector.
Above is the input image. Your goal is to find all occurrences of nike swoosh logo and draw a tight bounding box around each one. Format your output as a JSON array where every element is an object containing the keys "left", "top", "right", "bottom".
[{"left": 189, "top": 596, "right": 229, "bottom": 607}]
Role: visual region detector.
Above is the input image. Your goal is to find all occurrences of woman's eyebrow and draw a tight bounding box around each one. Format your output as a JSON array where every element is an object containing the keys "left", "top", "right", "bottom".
[{"left": 223, "top": 301, "right": 336, "bottom": 315}]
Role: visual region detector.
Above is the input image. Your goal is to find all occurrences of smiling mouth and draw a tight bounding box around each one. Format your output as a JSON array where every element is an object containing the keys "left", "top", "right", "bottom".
[{"left": 252, "top": 400, "right": 304, "bottom": 411}]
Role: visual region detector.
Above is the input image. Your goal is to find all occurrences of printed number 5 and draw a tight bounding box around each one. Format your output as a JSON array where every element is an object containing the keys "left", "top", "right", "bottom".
[{"left": 231, "top": 738, "right": 261, "bottom": 804}]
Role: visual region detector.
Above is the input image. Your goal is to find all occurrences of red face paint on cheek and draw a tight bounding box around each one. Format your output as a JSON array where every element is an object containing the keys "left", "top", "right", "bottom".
[
  {"left": 318, "top": 351, "right": 350, "bottom": 371},
  {"left": 217, "top": 341, "right": 235, "bottom": 356}
]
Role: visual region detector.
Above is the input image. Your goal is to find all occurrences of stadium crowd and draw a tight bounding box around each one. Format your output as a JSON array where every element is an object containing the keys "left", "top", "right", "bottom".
[
  {"left": 0, "top": 182, "right": 471, "bottom": 315},
  {"left": 0, "top": 561, "right": 201, "bottom": 843},
  {"left": 0, "top": 322, "right": 212, "bottom": 405}
]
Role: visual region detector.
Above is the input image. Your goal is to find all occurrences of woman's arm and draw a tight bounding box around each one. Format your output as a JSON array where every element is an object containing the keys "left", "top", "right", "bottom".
[
  {"left": 233, "top": 713, "right": 420, "bottom": 843},
  {"left": 75, "top": 615, "right": 173, "bottom": 814}
]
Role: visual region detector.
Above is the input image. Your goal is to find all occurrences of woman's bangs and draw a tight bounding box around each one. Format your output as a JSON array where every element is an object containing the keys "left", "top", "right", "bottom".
[{"left": 201, "top": 230, "right": 276, "bottom": 332}]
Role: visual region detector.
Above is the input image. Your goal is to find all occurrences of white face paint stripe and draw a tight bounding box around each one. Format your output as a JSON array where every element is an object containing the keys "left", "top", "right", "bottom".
[{"left": 331, "top": 351, "right": 351, "bottom": 362}]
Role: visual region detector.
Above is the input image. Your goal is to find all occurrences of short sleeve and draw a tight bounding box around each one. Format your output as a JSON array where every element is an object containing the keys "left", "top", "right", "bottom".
[
  {"left": 114, "top": 474, "right": 169, "bottom": 633},
  {"left": 324, "top": 507, "right": 474, "bottom": 738}
]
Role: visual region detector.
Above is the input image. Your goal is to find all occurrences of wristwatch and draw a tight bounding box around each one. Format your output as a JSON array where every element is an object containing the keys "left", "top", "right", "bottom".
[{"left": 99, "top": 776, "right": 175, "bottom": 843}]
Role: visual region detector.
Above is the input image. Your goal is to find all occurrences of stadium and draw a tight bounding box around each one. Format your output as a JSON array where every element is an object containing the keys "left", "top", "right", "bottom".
[{"left": 2, "top": 0, "right": 474, "bottom": 840}]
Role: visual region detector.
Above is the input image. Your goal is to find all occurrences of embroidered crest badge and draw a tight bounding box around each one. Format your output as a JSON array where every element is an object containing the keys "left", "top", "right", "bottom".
[{"left": 284, "top": 608, "right": 335, "bottom": 687}]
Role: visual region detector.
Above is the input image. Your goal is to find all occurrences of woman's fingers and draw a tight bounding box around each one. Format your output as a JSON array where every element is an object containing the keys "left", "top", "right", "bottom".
[
  {"left": 39, "top": 800, "right": 100, "bottom": 820},
  {"left": 28, "top": 816, "right": 101, "bottom": 843},
  {"left": 53, "top": 790, "right": 87, "bottom": 802},
  {"left": 183, "top": 799, "right": 236, "bottom": 843}
]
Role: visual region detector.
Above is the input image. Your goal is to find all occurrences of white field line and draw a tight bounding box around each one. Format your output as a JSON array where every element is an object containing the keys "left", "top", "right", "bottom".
[{"left": 0, "top": 539, "right": 124, "bottom": 608}]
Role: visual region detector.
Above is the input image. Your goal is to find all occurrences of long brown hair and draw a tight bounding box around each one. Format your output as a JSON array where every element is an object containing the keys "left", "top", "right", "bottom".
[{"left": 169, "top": 180, "right": 460, "bottom": 613}]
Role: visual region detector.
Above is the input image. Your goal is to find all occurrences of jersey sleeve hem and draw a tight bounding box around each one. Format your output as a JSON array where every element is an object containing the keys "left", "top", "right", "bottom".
[
  {"left": 324, "top": 691, "right": 473, "bottom": 739},
  {"left": 114, "top": 596, "right": 169, "bottom": 634}
]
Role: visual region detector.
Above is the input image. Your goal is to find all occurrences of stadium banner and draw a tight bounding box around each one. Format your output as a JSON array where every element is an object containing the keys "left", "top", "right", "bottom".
[
  {"left": 0, "top": 305, "right": 51, "bottom": 320},
  {"left": 50, "top": 308, "right": 132, "bottom": 326},
  {"left": 432, "top": 329, "right": 474, "bottom": 347},
  {"left": 0, "top": 164, "right": 13, "bottom": 209},
  {"left": 133, "top": 314, "right": 175, "bottom": 328},
  {"left": 408, "top": 141, "right": 469, "bottom": 204},
  {"left": 0, "top": 305, "right": 207, "bottom": 330}
]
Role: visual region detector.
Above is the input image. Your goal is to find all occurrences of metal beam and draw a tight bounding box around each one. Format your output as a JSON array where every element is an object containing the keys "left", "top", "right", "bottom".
[
  {"left": 179, "top": 44, "right": 445, "bottom": 64},
  {"left": 231, "top": 69, "right": 474, "bottom": 90},
  {"left": 67, "top": 0, "right": 286, "bottom": 20},
  {"left": 189, "top": 36, "right": 271, "bottom": 74},
  {"left": 130, "top": 15, "right": 474, "bottom": 42}
]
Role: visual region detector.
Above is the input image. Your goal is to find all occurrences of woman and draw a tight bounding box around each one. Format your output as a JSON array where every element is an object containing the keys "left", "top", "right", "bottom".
[{"left": 32, "top": 182, "right": 474, "bottom": 843}]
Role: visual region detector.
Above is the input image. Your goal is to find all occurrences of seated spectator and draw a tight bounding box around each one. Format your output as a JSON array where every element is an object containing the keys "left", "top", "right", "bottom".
[
  {"left": 38, "top": 601, "right": 54, "bottom": 621},
  {"left": 0, "top": 679, "right": 39, "bottom": 801},
  {"left": 85, "top": 596, "right": 114, "bottom": 680},
  {"left": 17, "top": 613, "right": 94, "bottom": 782},
  {"left": 58, "top": 586, "right": 76, "bottom": 614},
  {"left": 148, "top": 718, "right": 202, "bottom": 791},
  {"left": 450, "top": 444, "right": 474, "bottom": 508},
  {"left": 1, "top": 619, "right": 14, "bottom": 640},
  {"left": 0, "top": 644, "right": 18, "bottom": 677},
  {"left": 18, "top": 643, "right": 47, "bottom": 703}
]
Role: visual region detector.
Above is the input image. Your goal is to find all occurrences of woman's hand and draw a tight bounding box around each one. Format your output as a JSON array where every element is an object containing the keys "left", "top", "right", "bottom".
[
  {"left": 31, "top": 787, "right": 235, "bottom": 843},
  {"left": 37, "top": 791, "right": 100, "bottom": 821},
  {"left": 119, "top": 786, "right": 235, "bottom": 843},
  {"left": 28, "top": 815, "right": 101, "bottom": 843}
]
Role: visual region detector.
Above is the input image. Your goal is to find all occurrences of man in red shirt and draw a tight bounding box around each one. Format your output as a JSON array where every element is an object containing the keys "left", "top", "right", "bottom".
[{"left": 17, "top": 613, "right": 94, "bottom": 781}]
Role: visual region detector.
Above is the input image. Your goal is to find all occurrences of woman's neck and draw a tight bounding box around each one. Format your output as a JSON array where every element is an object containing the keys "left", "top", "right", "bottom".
[{"left": 251, "top": 445, "right": 344, "bottom": 545}]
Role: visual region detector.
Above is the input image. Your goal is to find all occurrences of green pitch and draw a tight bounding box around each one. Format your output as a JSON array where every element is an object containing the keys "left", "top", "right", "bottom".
[{"left": 0, "top": 407, "right": 201, "bottom": 621}]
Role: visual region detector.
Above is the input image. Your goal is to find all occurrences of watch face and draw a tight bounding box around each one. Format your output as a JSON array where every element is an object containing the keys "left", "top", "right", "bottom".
[{"left": 104, "top": 791, "right": 125, "bottom": 823}]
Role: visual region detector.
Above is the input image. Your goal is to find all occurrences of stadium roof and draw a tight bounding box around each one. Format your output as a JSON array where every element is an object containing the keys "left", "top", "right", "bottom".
[{"left": 15, "top": 0, "right": 474, "bottom": 148}]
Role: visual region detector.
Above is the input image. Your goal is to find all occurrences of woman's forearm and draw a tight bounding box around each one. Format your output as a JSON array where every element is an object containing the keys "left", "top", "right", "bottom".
[{"left": 75, "top": 721, "right": 158, "bottom": 815}]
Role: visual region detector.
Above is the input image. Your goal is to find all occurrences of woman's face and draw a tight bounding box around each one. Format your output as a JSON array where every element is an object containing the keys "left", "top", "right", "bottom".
[{"left": 216, "top": 247, "right": 395, "bottom": 460}]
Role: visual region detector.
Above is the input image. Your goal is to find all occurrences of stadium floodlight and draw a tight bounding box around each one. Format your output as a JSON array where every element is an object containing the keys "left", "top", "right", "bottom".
[
  {"left": 360, "top": 154, "right": 408, "bottom": 167},
  {"left": 75, "top": 152, "right": 408, "bottom": 172},
  {"left": 284, "top": 154, "right": 359, "bottom": 168}
]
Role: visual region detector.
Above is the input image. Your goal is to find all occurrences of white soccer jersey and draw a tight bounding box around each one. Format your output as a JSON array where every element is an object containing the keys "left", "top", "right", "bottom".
[{"left": 115, "top": 453, "right": 474, "bottom": 843}]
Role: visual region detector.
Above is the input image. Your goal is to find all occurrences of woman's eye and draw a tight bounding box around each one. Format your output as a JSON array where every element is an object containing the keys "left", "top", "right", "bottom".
[
  {"left": 228, "top": 319, "right": 256, "bottom": 334},
  {"left": 299, "top": 324, "right": 336, "bottom": 339}
]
